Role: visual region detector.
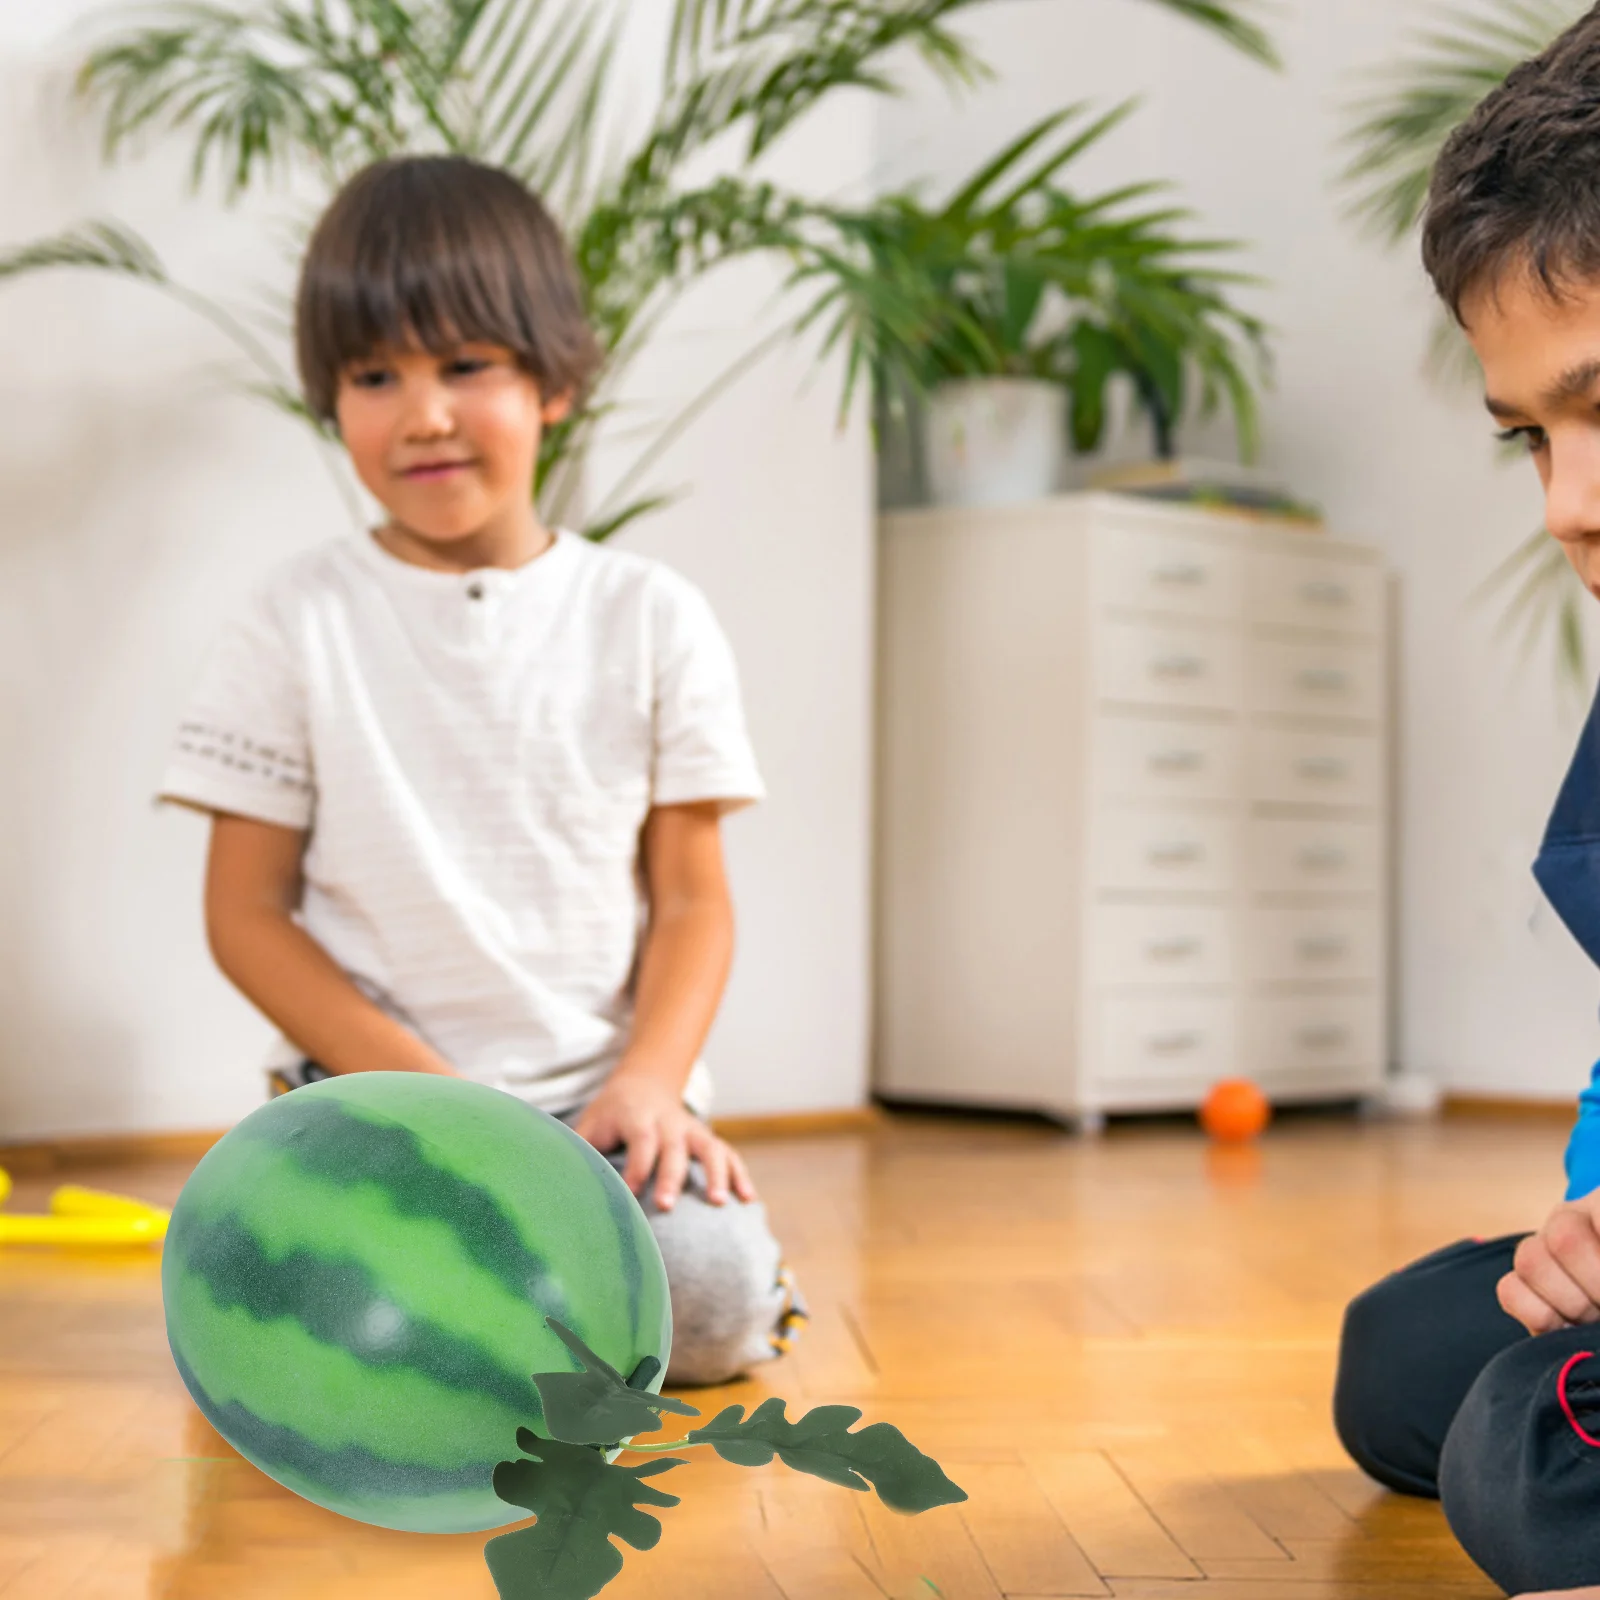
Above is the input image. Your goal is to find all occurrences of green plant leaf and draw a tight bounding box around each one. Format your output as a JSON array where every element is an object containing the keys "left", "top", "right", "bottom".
[
  {"left": 0, "top": 218, "right": 168, "bottom": 283},
  {"left": 1339, "top": 1, "right": 1582, "bottom": 243},
  {"left": 685, "top": 1399, "right": 968, "bottom": 1513},
  {"left": 487, "top": 1435, "right": 687, "bottom": 1600},
  {"left": 1066, "top": 321, "right": 1122, "bottom": 452},
  {"left": 532, "top": 1318, "right": 700, "bottom": 1446},
  {"left": 1143, "top": 0, "right": 1278, "bottom": 66},
  {"left": 1475, "top": 523, "right": 1592, "bottom": 692}
]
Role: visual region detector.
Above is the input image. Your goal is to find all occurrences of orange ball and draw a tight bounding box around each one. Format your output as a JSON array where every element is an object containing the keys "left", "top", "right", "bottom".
[{"left": 1199, "top": 1078, "right": 1271, "bottom": 1143}]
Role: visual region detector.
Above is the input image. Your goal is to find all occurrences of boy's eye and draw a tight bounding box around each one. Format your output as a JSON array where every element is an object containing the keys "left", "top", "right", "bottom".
[
  {"left": 445, "top": 356, "right": 492, "bottom": 377},
  {"left": 1496, "top": 424, "right": 1548, "bottom": 454},
  {"left": 347, "top": 367, "right": 394, "bottom": 389}
]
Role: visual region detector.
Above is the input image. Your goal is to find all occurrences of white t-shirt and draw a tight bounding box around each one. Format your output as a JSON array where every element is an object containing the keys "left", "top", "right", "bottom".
[{"left": 158, "top": 528, "right": 764, "bottom": 1114}]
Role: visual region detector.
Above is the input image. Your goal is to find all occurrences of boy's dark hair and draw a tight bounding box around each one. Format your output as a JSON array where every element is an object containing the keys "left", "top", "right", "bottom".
[
  {"left": 295, "top": 155, "right": 600, "bottom": 423},
  {"left": 1424, "top": 6, "right": 1600, "bottom": 321}
]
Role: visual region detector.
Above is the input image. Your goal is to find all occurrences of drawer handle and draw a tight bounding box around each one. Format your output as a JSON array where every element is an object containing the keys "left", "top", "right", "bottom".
[
  {"left": 1146, "top": 936, "right": 1204, "bottom": 962},
  {"left": 1148, "top": 841, "right": 1205, "bottom": 867},
  {"left": 1297, "top": 935, "right": 1350, "bottom": 963},
  {"left": 1297, "top": 666, "right": 1352, "bottom": 694},
  {"left": 1301, "top": 579, "right": 1353, "bottom": 608},
  {"left": 1149, "top": 749, "right": 1205, "bottom": 774},
  {"left": 1297, "top": 1024, "right": 1350, "bottom": 1051},
  {"left": 1148, "top": 1030, "right": 1204, "bottom": 1055},
  {"left": 1298, "top": 845, "right": 1350, "bottom": 872},
  {"left": 1295, "top": 756, "right": 1350, "bottom": 783},
  {"left": 1152, "top": 654, "right": 1207, "bottom": 680},
  {"left": 1153, "top": 562, "right": 1208, "bottom": 587}
]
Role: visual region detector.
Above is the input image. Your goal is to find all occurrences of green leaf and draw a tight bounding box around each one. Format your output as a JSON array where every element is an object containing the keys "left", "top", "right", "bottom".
[
  {"left": 581, "top": 493, "right": 680, "bottom": 543},
  {"left": 686, "top": 1399, "right": 968, "bottom": 1513},
  {"left": 0, "top": 218, "right": 168, "bottom": 284},
  {"left": 1066, "top": 321, "right": 1122, "bottom": 453},
  {"left": 487, "top": 1436, "right": 687, "bottom": 1600},
  {"left": 1339, "top": 1, "right": 1581, "bottom": 243},
  {"left": 1475, "top": 522, "right": 1592, "bottom": 693},
  {"left": 532, "top": 1318, "right": 700, "bottom": 1446},
  {"left": 1143, "top": 0, "right": 1278, "bottom": 67}
]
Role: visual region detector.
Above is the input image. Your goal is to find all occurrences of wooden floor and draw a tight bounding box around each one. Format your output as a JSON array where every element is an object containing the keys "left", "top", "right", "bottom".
[{"left": 0, "top": 1105, "right": 1568, "bottom": 1599}]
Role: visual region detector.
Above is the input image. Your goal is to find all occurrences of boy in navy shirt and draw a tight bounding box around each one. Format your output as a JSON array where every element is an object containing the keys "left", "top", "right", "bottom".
[{"left": 1335, "top": 10, "right": 1600, "bottom": 1595}]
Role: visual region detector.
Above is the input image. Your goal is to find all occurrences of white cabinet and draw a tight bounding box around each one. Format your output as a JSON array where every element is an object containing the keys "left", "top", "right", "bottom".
[{"left": 874, "top": 493, "right": 1389, "bottom": 1122}]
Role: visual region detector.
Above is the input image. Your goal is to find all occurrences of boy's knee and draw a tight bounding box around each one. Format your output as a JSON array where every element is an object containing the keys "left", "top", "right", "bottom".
[
  {"left": 1334, "top": 1236, "right": 1526, "bottom": 1499},
  {"left": 647, "top": 1190, "right": 800, "bottom": 1387},
  {"left": 1335, "top": 1272, "right": 1445, "bottom": 1496},
  {"left": 1440, "top": 1325, "right": 1600, "bottom": 1596}
]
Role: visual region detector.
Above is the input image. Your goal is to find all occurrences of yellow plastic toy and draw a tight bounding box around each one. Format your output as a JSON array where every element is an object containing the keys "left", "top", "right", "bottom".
[{"left": 0, "top": 1168, "right": 169, "bottom": 1247}]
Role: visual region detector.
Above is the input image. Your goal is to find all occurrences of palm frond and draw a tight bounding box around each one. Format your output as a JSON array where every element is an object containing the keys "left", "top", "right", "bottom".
[
  {"left": 79, "top": 2, "right": 383, "bottom": 194},
  {"left": 0, "top": 216, "right": 305, "bottom": 398},
  {"left": 1141, "top": 0, "right": 1278, "bottom": 66},
  {"left": 458, "top": 0, "right": 617, "bottom": 205},
  {"left": 584, "top": 324, "right": 796, "bottom": 533},
  {"left": 582, "top": 491, "right": 681, "bottom": 542},
  {"left": 1340, "top": 0, "right": 1582, "bottom": 243},
  {"left": 0, "top": 218, "right": 168, "bottom": 283},
  {"left": 1475, "top": 524, "right": 1591, "bottom": 690},
  {"left": 776, "top": 104, "right": 1268, "bottom": 454}
]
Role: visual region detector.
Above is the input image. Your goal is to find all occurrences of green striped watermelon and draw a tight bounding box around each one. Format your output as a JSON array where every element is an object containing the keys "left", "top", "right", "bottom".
[{"left": 161, "top": 1072, "right": 672, "bottom": 1534}]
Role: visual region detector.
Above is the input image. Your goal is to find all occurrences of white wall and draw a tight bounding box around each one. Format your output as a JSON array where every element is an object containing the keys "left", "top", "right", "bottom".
[
  {"left": 0, "top": 0, "right": 872, "bottom": 1140},
  {"left": 589, "top": 9, "right": 876, "bottom": 1118},
  {"left": 879, "top": 0, "right": 1600, "bottom": 1099}
]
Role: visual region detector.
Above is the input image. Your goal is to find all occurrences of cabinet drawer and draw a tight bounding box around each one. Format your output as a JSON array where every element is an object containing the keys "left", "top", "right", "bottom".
[
  {"left": 1092, "top": 905, "right": 1234, "bottom": 985},
  {"left": 1091, "top": 807, "right": 1235, "bottom": 893},
  {"left": 1098, "top": 994, "right": 1237, "bottom": 1085},
  {"left": 1245, "top": 993, "right": 1384, "bottom": 1076},
  {"left": 1095, "top": 527, "right": 1242, "bottom": 621},
  {"left": 1247, "top": 552, "right": 1385, "bottom": 636},
  {"left": 1246, "top": 907, "right": 1382, "bottom": 983},
  {"left": 1092, "top": 716, "right": 1240, "bottom": 802},
  {"left": 1249, "top": 728, "right": 1383, "bottom": 807},
  {"left": 1246, "top": 638, "right": 1384, "bottom": 721},
  {"left": 1096, "top": 619, "right": 1242, "bottom": 712},
  {"left": 1245, "top": 818, "right": 1383, "bottom": 894}
]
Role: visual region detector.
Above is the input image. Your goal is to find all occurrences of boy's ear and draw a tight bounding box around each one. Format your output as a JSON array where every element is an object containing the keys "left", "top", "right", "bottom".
[{"left": 541, "top": 390, "right": 575, "bottom": 426}]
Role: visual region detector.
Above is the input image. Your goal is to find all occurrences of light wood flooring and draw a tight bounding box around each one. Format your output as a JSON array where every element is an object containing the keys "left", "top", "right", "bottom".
[{"left": 0, "top": 1105, "right": 1571, "bottom": 1599}]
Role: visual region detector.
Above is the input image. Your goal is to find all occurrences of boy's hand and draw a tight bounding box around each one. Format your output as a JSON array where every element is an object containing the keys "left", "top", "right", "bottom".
[
  {"left": 572, "top": 1071, "right": 756, "bottom": 1212},
  {"left": 1499, "top": 1196, "right": 1600, "bottom": 1334}
]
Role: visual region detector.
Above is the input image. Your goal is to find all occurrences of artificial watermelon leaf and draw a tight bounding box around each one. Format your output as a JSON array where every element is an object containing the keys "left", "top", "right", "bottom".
[
  {"left": 685, "top": 1399, "right": 968, "bottom": 1513},
  {"left": 534, "top": 1318, "right": 700, "bottom": 1445},
  {"left": 486, "top": 1435, "right": 687, "bottom": 1600}
]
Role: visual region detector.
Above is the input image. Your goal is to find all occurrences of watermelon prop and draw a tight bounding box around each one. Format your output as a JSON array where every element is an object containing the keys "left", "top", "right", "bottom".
[{"left": 161, "top": 1072, "right": 671, "bottom": 1535}]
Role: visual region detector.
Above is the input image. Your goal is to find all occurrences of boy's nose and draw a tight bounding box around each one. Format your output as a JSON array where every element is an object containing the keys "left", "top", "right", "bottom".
[
  {"left": 1543, "top": 447, "right": 1600, "bottom": 548},
  {"left": 401, "top": 382, "right": 455, "bottom": 439}
]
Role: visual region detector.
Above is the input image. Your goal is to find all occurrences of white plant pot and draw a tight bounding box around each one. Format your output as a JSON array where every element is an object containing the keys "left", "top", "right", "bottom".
[{"left": 923, "top": 378, "right": 1066, "bottom": 509}]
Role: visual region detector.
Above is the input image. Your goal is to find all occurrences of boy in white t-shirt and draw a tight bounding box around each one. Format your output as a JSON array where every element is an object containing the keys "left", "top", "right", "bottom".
[{"left": 159, "top": 154, "right": 804, "bottom": 1385}]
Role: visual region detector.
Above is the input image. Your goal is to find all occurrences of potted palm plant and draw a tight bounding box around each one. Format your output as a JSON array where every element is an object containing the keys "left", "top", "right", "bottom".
[
  {"left": 0, "top": 0, "right": 1277, "bottom": 536},
  {"left": 794, "top": 103, "right": 1270, "bottom": 508}
]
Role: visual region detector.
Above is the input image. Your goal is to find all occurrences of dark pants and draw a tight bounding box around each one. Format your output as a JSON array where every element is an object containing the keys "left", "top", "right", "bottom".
[{"left": 1336, "top": 1234, "right": 1600, "bottom": 1593}]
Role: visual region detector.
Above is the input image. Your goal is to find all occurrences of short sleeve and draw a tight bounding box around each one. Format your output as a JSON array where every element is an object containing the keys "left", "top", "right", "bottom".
[
  {"left": 157, "top": 587, "right": 315, "bottom": 830},
  {"left": 649, "top": 573, "right": 765, "bottom": 812},
  {"left": 1567, "top": 1057, "right": 1600, "bottom": 1201}
]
